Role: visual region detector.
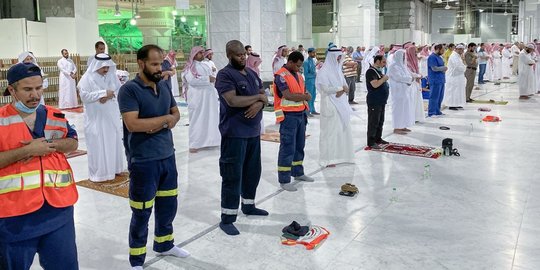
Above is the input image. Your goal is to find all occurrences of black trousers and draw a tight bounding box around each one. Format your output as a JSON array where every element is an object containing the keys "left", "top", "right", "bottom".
[{"left": 367, "top": 104, "right": 386, "bottom": 145}]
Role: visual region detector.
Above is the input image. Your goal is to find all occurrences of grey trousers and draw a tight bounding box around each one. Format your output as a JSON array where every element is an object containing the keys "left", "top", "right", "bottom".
[{"left": 465, "top": 69, "right": 476, "bottom": 100}]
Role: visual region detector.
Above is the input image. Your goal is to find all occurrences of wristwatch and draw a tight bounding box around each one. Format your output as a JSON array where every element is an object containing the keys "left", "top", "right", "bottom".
[{"left": 162, "top": 123, "right": 169, "bottom": 129}]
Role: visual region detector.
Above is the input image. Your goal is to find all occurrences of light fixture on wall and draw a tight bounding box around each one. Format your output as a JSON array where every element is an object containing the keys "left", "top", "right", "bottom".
[
  {"left": 479, "top": 9, "right": 484, "bottom": 13},
  {"left": 134, "top": 1, "right": 141, "bottom": 19},
  {"left": 130, "top": 0, "right": 137, "bottom": 25},
  {"left": 436, "top": 0, "right": 443, "bottom": 3},
  {"left": 194, "top": 21, "right": 199, "bottom": 26},
  {"left": 180, "top": 16, "right": 187, "bottom": 22},
  {"left": 114, "top": 0, "right": 121, "bottom": 16}
]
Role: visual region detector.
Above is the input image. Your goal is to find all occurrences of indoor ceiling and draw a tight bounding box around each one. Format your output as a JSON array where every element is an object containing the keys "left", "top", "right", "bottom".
[
  {"left": 97, "top": 0, "right": 206, "bottom": 9},
  {"left": 429, "top": 0, "right": 519, "bottom": 12}
]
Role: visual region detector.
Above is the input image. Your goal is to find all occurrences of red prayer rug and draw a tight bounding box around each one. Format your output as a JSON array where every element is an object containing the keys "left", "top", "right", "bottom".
[{"left": 365, "top": 143, "right": 442, "bottom": 159}]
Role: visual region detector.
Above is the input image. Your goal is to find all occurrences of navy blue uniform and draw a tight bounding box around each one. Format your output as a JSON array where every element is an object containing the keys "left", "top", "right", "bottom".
[
  {"left": 118, "top": 75, "right": 179, "bottom": 267},
  {"left": 215, "top": 64, "right": 263, "bottom": 224},
  {"left": 0, "top": 105, "right": 78, "bottom": 270},
  {"left": 274, "top": 68, "right": 308, "bottom": 184}
]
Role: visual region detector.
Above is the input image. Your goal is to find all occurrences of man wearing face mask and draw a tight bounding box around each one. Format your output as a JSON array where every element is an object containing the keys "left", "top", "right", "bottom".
[
  {"left": 0, "top": 63, "right": 79, "bottom": 269},
  {"left": 427, "top": 44, "right": 448, "bottom": 117},
  {"left": 117, "top": 45, "right": 188, "bottom": 269}
]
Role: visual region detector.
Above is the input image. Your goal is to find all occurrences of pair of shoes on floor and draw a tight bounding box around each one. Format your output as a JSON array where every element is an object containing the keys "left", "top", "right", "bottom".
[{"left": 340, "top": 183, "right": 359, "bottom": 197}]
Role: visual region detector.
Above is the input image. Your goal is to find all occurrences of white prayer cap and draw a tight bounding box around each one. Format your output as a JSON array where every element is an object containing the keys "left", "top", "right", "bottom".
[
  {"left": 527, "top": 43, "right": 535, "bottom": 49},
  {"left": 456, "top": 44, "right": 465, "bottom": 49}
]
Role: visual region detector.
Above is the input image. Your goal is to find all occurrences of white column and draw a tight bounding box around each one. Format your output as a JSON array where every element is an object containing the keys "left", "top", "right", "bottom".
[
  {"left": 286, "top": 0, "right": 313, "bottom": 47},
  {"left": 207, "top": 0, "right": 286, "bottom": 81},
  {"left": 74, "top": 0, "right": 99, "bottom": 55},
  {"left": 337, "top": 0, "right": 378, "bottom": 47}
]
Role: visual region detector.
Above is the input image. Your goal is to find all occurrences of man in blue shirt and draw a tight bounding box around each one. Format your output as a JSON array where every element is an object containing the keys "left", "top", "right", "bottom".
[
  {"left": 215, "top": 40, "right": 269, "bottom": 236},
  {"left": 303, "top": 48, "right": 319, "bottom": 116},
  {"left": 118, "top": 44, "right": 188, "bottom": 269},
  {"left": 427, "top": 44, "right": 448, "bottom": 117},
  {"left": 0, "top": 63, "right": 79, "bottom": 270}
]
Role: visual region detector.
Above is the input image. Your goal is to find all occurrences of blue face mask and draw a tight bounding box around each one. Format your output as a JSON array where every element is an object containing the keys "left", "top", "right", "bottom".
[{"left": 14, "top": 99, "right": 39, "bottom": 114}]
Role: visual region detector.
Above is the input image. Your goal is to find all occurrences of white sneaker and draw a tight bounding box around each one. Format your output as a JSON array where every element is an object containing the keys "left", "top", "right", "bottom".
[
  {"left": 158, "top": 246, "right": 190, "bottom": 258},
  {"left": 294, "top": 175, "right": 314, "bottom": 182},
  {"left": 280, "top": 183, "right": 297, "bottom": 192}
]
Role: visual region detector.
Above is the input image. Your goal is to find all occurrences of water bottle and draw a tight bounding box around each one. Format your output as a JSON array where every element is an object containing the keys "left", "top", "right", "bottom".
[
  {"left": 423, "top": 164, "right": 431, "bottom": 180},
  {"left": 389, "top": 187, "right": 398, "bottom": 202}
]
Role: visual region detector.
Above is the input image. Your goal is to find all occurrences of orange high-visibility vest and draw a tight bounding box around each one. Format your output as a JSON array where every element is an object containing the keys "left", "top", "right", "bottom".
[
  {"left": 0, "top": 104, "right": 78, "bottom": 218},
  {"left": 273, "top": 67, "right": 308, "bottom": 123}
]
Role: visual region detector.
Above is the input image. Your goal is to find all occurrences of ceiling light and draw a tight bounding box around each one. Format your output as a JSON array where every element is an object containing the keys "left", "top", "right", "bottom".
[
  {"left": 445, "top": 4, "right": 451, "bottom": 9},
  {"left": 114, "top": 0, "right": 121, "bottom": 16},
  {"left": 180, "top": 16, "right": 186, "bottom": 22},
  {"left": 479, "top": 9, "right": 484, "bottom": 13},
  {"left": 436, "top": 0, "right": 443, "bottom": 3},
  {"left": 134, "top": 1, "right": 140, "bottom": 18},
  {"left": 194, "top": 21, "right": 199, "bottom": 26},
  {"left": 130, "top": 17, "right": 137, "bottom": 25},
  {"left": 504, "top": 11, "right": 508, "bottom": 16}
]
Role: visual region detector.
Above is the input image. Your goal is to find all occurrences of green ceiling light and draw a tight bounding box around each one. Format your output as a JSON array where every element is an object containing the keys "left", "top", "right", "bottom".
[
  {"left": 130, "top": 17, "right": 137, "bottom": 25},
  {"left": 172, "top": 10, "right": 178, "bottom": 16},
  {"left": 194, "top": 20, "right": 199, "bottom": 26},
  {"left": 180, "top": 16, "right": 187, "bottom": 22}
]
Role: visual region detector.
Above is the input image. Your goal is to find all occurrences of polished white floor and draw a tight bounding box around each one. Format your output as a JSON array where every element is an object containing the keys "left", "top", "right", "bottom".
[{"left": 31, "top": 78, "right": 540, "bottom": 270}]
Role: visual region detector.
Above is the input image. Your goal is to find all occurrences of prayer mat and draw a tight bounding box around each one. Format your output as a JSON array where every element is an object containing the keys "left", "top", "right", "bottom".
[
  {"left": 365, "top": 142, "right": 442, "bottom": 159},
  {"left": 281, "top": 225, "right": 330, "bottom": 250},
  {"left": 61, "top": 107, "right": 84, "bottom": 113},
  {"left": 482, "top": 115, "right": 502, "bottom": 122},
  {"left": 66, "top": 150, "right": 87, "bottom": 159},
  {"left": 471, "top": 100, "right": 508, "bottom": 105},
  {"left": 76, "top": 172, "right": 130, "bottom": 198},
  {"left": 260, "top": 131, "right": 310, "bottom": 143}
]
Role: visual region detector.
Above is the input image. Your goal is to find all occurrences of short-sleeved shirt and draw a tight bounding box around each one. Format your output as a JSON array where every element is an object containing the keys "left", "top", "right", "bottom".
[
  {"left": 118, "top": 75, "right": 177, "bottom": 163},
  {"left": 427, "top": 53, "right": 446, "bottom": 84},
  {"left": 274, "top": 66, "right": 301, "bottom": 99},
  {"left": 215, "top": 64, "right": 263, "bottom": 138},
  {"left": 161, "top": 60, "right": 173, "bottom": 89},
  {"left": 365, "top": 67, "right": 389, "bottom": 106},
  {"left": 464, "top": 51, "right": 478, "bottom": 68},
  {"left": 0, "top": 105, "right": 77, "bottom": 243},
  {"left": 477, "top": 50, "right": 488, "bottom": 65}
]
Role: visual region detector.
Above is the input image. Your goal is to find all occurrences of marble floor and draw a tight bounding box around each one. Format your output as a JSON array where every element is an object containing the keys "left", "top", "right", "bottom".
[{"left": 31, "top": 78, "right": 540, "bottom": 270}]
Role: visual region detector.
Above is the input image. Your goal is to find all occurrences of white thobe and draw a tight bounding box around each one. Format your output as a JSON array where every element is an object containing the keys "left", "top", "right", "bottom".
[
  {"left": 272, "top": 57, "right": 287, "bottom": 74},
  {"left": 409, "top": 73, "right": 425, "bottom": 122},
  {"left": 485, "top": 53, "right": 493, "bottom": 81},
  {"left": 57, "top": 57, "right": 78, "bottom": 109},
  {"left": 317, "top": 84, "right": 354, "bottom": 167},
  {"left": 78, "top": 75, "right": 125, "bottom": 182},
  {"left": 443, "top": 52, "right": 467, "bottom": 107},
  {"left": 388, "top": 70, "right": 415, "bottom": 129},
  {"left": 518, "top": 51, "right": 537, "bottom": 96},
  {"left": 502, "top": 48, "right": 512, "bottom": 78},
  {"left": 185, "top": 61, "right": 221, "bottom": 149},
  {"left": 491, "top": 51, "right": 502, "bottom": 81},
  {"left": 418, "top": 55, "right": 428, "bottom": 77}
]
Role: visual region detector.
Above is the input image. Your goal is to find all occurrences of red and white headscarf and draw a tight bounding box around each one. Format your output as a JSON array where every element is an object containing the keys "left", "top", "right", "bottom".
[
  {"left": 388, "top": 44, "right": 402, "bottom": 55},
  {"left": 164, "top": 50, "right": 176, "bottom": 66},
  {"left": 272, "top": 45, "right": 288, "bottom": 72},
  {"left": 246, "top": 52, "right": 262, "bottom": 76},
  {"left": 420, "top": 46, "right": 430, "bottom": 57},
  {"left": 405, "top": 46, "right": 419, "bottom": 74},
  {"left": 203, "top": 48, "right": 213, "bottom": 59},
  {"left": 181, "top": 46, "right": 204, "bottom": 100}
]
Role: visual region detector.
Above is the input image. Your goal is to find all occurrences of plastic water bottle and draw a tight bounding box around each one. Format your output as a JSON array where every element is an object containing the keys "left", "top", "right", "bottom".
[
  {"left": 389, "top": 187, "right": 398, "bottom": 202},
  {"left": 423, "top": 164, "right": 431, "bottom": 180}
]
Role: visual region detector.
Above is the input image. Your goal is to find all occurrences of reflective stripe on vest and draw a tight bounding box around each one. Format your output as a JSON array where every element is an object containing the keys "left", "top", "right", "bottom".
[
  {"left": 0, "top": 171, "right": 41, "bottom": 195},
  {"left": 43, "top": 170, "right": 74, "bottom": 188},
  {"left": 273, "top": 67, "right": 307, "bottom": 123},
  {"left": 0, "top": 115, "right": 22, "bottom": 126}
]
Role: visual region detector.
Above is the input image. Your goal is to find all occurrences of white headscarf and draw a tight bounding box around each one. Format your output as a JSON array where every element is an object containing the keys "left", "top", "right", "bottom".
[
  {"left": 316, "top": 48, "right": 357, "bottom": 127},
  {"left": 363, "top": 46, "right": 380, "bottom": 68},
  {"left": 18, "top": 51, "right": 48, "bottom": 89},
  {"left": 387, "top": 49, "right": 411, "bottom": 81},
  {"left": 78, "top": 53, "right": 121, "bottom": 92}
]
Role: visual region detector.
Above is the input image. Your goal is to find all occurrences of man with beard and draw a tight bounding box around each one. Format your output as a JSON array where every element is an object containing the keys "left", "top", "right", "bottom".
[
  {"left": 57, "top": 49, "right": 78, "bottom": 109},
  {"left": 427, "top": 44, "right": 448, "bottom": 117},
  {"left": 215, "top": 40, "right": 269, "bottom": 235},
  {"left": 118, "top": 45, "right": 189, "bottom": 269},
  {"left": 464, "top": 43, "right": 478, "bottom": 102},
  {"left": 87, "top": 41, "right": 106, "bottom": 67},
  {"left": 0, "top": 63, "right": 79, "bottom": 270},
  {"left": 518, "top": 44, "right": 537, "bottom": 100}
]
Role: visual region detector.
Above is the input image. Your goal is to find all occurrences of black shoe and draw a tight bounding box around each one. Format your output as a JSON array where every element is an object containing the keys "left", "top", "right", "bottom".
[
  {"left": 376, "top": 139, "right": 389, "bottom": 145},
  {"left": 311, "top": 112, "right": 320, "bottom": 115},
  {"left": 449, "top": 107, "right": 459, "bottom": 110},
  {"left": 368, "top": 144, "right": 382, "bottom": 150}
]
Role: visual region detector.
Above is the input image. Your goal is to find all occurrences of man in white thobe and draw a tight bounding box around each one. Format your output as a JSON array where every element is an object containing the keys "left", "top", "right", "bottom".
[
  {"left": 203, "top": 49, "right": 218, "bottom": 77},
  {"left": 444, "top": 44, "right": 467, "bottom": 110},
  {"left": 511, "top": 42, "right": 521, "bottom": 76},
  {"left": 57, "top": 49, "right": 78, "bottom": 109},
  {"left": 502, "top": 44, "right": 513, "bottom": 79},
  {"left": 518, "top": 44, "right": 537, "bottom": 99},
  {"left": 491, "top": 44, "right": 503, "bottom": 82},
  {"left": 77, "top": 53, "right": 125, "bottom": 182},
  {"left": 183, "top": 46, "right": 221, "bottom": 153},
  {"left": 388, "top": 50, "right": 416, "bottom": 134},
  {"left": 315, "top": 48, "right": 355, "bottom": 167},
  {"left": 272, "top": 45, "right": 289, "bottom": 74}
]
